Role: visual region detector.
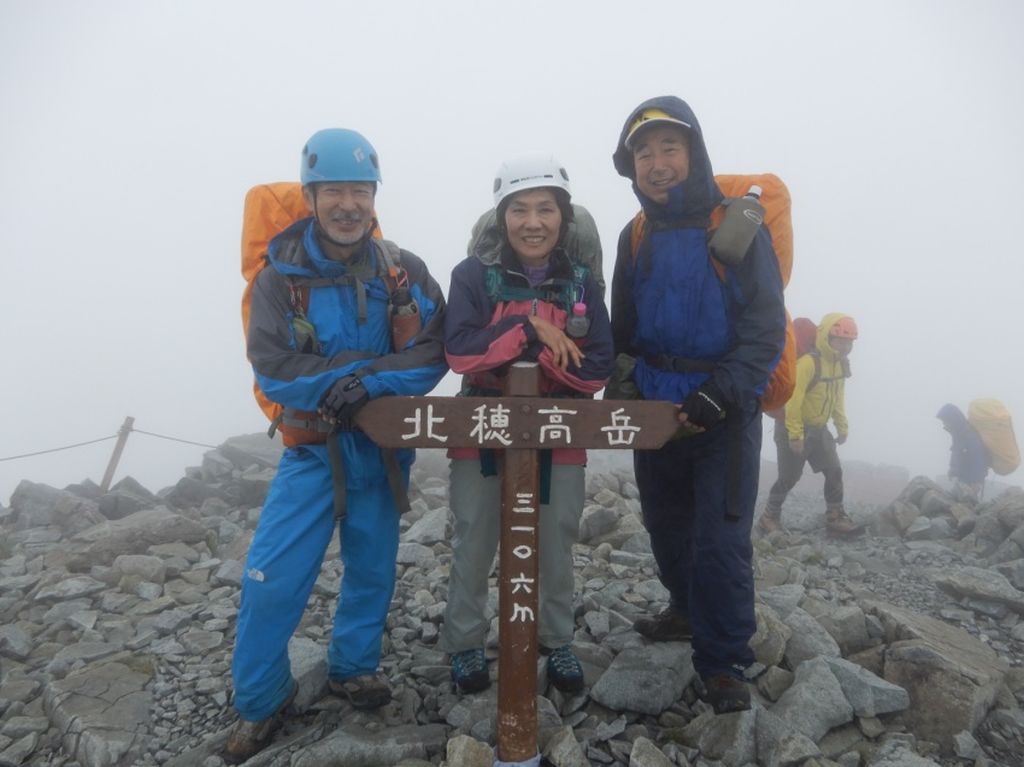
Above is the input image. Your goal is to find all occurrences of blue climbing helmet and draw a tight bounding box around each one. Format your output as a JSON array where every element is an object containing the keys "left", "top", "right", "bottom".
[{"left": 300, "top": 129, "right": 381, "bottom": 186}]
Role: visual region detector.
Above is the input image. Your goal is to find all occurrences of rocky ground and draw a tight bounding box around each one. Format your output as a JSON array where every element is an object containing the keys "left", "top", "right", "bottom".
[{"left": 1, "top": 436, "right": 1023, "bottom": 767}]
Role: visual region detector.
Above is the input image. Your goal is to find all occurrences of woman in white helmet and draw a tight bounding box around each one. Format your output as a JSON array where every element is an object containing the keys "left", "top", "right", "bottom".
[{"left": 439, "top": 153, "right": 614, "bottom": 694}]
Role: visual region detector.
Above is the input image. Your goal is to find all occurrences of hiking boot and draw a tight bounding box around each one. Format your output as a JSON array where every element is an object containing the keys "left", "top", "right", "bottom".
[
  {"left": 545, "top": 644, "right": 585, "bottom": 694},
  {"left": 699, "top": 674, "right": 751, "bottom": 715},
  {"left": 633, "top": 608, "right": 693, "bottom": 642},
  {"left": 327, "top": 671, "right": 391, "bottom": 709},
  {"left": 825, "top": 505, "right": 864, "bottom": 538},
  {"left": 450, "top": 648, "right": 490, "bottom": 694},
  {"left": 222, "top": 683, "right": 297, "bottom": 764},
  {"left": 756, "top": 504, "right": 784, "bottom": 535}
]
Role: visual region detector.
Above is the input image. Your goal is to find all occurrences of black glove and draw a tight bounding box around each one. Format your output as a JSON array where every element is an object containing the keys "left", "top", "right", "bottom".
[
  {"left": 319, "top": 375, "right": 369, "bottom": 430},
  {"left": 680, "top": 381, "right": 727, "bottom": 430}
]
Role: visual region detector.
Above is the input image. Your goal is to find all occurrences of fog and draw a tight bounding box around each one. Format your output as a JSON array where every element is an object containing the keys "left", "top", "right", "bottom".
[{"left": 2, "top": 0, "right": 1022, "bottom": 503}]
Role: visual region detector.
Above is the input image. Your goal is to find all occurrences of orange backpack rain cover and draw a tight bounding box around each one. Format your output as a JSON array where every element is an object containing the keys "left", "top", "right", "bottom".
[{"left": 241, "top": 182, "right": 312, "bottom": 427}]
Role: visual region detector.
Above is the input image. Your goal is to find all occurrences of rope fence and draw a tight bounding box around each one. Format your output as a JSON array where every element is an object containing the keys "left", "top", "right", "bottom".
[
  {"left": 1, "top": 422, "right": 218, "bottom": 462},
  {"left": 0, "top": 435, "right": 119, "bottom": 462}
]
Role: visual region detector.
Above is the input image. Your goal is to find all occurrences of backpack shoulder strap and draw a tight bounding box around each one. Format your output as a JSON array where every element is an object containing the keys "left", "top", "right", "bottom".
[
  {"left": 629, "top": 211, "right": 648, "bottom": 265},
  {"left": 806, "top": 351, "right": 822, "bottom": 392},
  {"left": 284, "top": 275, "right": 310, "bottom": 316},
  {"left": 570, "top": 263, "right": 590, "bottom": 305},
  {"left": 484, "top": 264, "right": 504, "bottom": 306},
  {"left": 376, "top": 239, "right": 408, "bottom": 292}
]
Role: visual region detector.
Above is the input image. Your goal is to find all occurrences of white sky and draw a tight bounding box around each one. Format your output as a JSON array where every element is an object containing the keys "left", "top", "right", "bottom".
[{"left": 2, "top": 0, "right": 1022, "bottom": 503}]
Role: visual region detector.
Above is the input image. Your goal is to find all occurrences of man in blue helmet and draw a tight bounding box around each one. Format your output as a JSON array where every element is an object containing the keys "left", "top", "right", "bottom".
[
  {"left": 224, "top": 129, "right": 447, "bottom": 763},
  {"left": 608, "top": 98, "right": 786, "bottom": 713}
]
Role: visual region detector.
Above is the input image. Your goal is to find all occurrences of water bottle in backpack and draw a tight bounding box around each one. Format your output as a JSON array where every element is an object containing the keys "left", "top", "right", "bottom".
[
  {"left": 565, "top": 302, "right": 589, "bottom": 344},
  {"left": 390, "top": 287, "right": 421, "bottom": 351},
  {"left": 708, "top": 185, "right": 764, "bottom": 267}
]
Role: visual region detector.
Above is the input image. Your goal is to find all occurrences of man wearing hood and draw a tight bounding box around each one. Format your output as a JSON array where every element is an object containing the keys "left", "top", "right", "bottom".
[
  {"left": 758, "top": 313, "right": 862, "bottom": 536},
  {"left": 608, "top": 96, "right": 786, "bottom": 713}
]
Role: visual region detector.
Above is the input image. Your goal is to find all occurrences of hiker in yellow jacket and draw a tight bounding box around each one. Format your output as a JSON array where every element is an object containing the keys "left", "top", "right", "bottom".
[{"left": 758, "top": 313, "right": 862, "bottom": 537}]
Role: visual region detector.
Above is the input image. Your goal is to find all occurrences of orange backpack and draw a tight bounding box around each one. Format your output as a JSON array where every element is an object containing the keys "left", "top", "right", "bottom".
[
  {"left": 241, "top": 182, "right": 387, "bottom": 446},
  {"left": 629, "top": 173, "right": 796, "bottom": 411}
]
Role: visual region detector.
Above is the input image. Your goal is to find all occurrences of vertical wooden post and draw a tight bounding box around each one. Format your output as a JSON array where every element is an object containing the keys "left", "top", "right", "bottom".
[
  {"left": 497, "top": 363, "right": 540, "bottom": 764},
  {"left": 99, "top": 416, "right": 134, "bottom": 493}
]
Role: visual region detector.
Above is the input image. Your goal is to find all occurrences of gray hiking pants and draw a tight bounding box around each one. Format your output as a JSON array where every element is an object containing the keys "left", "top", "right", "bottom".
[
  {"left": 767, "top": 424, "right": 844, "bottom": 509},
  {"left": 440, "top": 458, "right": 584, "bottom": 653}
]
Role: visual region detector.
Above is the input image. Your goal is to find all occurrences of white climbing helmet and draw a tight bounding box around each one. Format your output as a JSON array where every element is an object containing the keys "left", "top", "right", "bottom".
[{"left": 492, "top": 152, "right": 572, "bottom": 208}]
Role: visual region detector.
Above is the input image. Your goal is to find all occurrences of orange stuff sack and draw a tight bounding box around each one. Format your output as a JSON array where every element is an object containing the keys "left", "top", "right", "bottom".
[
  {"left": 241, "top": 182, "right": 382, "bottom": 445},
  {"left": 629, "top": 173, "right": 795, "bottom": 411},
  {"left": 968, "top": 398, "right": 1020, "bottom": 475}
]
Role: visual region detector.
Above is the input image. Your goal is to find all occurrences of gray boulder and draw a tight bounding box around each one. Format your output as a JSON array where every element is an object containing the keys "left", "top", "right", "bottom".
[
  {"left": 822, "top": 656, "right": 910, "bottom": 717},
  {"left": 771, "top": 657, "right": 854, "bottom": 741},
  {"left": 782, "top": 606, "right": 841, "bottom": 667},
  {"left": 590, "top": 643, "right": 694, "bottom": 715},
  {"left": 69, "top": 508, "right": 208, "bottom": 567}
]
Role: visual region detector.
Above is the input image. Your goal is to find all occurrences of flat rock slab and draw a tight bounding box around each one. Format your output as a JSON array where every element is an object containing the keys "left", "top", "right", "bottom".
[
  {"left": 932, "top": 565, "right": 1024, "bottom": 613},
  {"left": 43, "top": 661, "right": 152, "bottom": 767},
  {"left": 290, "top": 723, "right": 447, "bottom": 767}
]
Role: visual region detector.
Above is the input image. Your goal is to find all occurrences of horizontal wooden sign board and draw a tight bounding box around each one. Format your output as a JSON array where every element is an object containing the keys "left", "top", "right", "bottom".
[{"left": 354, "top": 396, "right": 680, "bottom": 450}]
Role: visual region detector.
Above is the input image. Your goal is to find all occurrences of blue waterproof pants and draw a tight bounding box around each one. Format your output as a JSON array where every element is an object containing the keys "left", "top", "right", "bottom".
[
  {"left": 231, "top": 444, "right": 401, "bottom": 721},
  {"left": 633, "top": 403, "right": 761, "bottom": 679}
]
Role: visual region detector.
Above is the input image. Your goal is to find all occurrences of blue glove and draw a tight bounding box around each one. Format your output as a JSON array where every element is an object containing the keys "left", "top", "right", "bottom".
[
  {"left": 319, "top": 375, "right": 369, "bottom": 430},
  {"left": 680, "top": 382, "right": 727, "bottom": 430}
]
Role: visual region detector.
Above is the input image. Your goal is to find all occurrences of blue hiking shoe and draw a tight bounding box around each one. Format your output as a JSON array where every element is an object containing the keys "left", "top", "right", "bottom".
[
  {"left": 450, "top": 648, "right": 490, "bottom": 694},
  {"left": 546, "top": 644, "right": 584, "bottom": 693}
]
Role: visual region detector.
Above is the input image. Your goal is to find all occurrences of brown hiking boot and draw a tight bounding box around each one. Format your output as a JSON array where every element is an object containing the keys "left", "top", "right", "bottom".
[
  {"left": 699, "top": 674, "right": 751, "bottom": 714},
  {"left": 327, "top": 671, "right": 392, "bottom": 709},
  {"left": 222, "top": 683, "right": 297, "bottom": 765},
  {"left": 756, "top": 504, "right": 784, "bottom": 535},
  {"left": 825, "top": 505, "right": 864, "bottom": 538},
  {"left": 633, "top": 608, "right": 693, "bottom": 641}
]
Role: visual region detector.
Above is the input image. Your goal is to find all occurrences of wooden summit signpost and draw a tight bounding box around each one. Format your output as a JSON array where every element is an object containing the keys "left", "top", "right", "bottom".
[{"left": 355, "top": 362, "right": 679, "bottom": 765}]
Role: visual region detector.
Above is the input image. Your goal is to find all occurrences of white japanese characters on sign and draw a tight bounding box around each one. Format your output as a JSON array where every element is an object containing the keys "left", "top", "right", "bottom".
[
  {"left": 600, "top": 407, "right": 642, "bottom": 446},
  {"left": 510, "top": 604, "right": 535, "bottom": 623},
  {"left": 509, "top": 491, "right": 537, "bottom": 625},
  {"left": 401, "top": 405, "right": 449, "bottom": 443},
  {"left": 397, "top": 401, "right": 646, "bottom": 448},
  {"left": 511, "top": 573, "right": 534, "bottom": 594},
  {"left": 538, "top": 405, "right": 578, "bottom": 444},
  {"left": 470, "top": 404, "right": 513, "bottom": 446}
]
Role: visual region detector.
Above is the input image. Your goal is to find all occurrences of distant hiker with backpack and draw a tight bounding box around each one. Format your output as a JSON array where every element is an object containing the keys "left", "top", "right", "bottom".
[
  {"left": 758, "top": 313, "right": 861, "bottom": 537},
  {"left": 440, "top": 153, "right": 613, "bottom": 695},
  {"left": 607, "top": 97, "right": 786, "bottom": 714},
  {"left": 937, "top": 403, "right": 990, "bottom": 504},
  {"left": 225, "top": 129, "right": 447, "bottom": 764}
]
